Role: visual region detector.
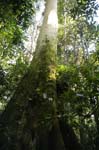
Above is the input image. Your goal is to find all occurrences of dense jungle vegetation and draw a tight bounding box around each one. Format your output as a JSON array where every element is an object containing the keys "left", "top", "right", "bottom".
[{"left": 0, "top": 0, "right": 99, "bottom": 150}]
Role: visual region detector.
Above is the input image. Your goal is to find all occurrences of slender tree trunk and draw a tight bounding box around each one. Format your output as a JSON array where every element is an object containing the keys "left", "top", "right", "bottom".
[{"left": 0, "top": 0, "right": 66, "bottom": 150}]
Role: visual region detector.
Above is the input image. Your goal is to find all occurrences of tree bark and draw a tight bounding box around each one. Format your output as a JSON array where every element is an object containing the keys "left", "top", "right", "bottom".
[
  {"left": 0, "top": 1, "right": 83, "bottom": 150},
  {"left": 0, "top": 0, "right": 66, "bottom": 150}
]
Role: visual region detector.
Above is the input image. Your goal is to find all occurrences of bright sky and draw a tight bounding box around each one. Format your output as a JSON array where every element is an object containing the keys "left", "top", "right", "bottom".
[{"left": 94, "top": 0, "right": 99, "bottom": 24}]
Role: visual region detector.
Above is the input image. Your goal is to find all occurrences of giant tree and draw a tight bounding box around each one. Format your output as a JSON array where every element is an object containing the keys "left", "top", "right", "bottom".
[
  {"left": 0, "top": 0, "right": 65, "bottom": 149},
  {"left": 0, "top": 0, "right": 85, "bottom": 149}
]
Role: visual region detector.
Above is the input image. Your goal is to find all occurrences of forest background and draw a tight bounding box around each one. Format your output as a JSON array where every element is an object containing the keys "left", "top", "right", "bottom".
[{"left": 0, "top": 0, "right": 99, "bottom": 150}]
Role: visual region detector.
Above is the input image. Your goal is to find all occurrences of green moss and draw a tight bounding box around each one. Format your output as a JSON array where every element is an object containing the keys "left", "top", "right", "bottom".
[{"left": 0, "top": 29, "right": 58, "bottom": 150}]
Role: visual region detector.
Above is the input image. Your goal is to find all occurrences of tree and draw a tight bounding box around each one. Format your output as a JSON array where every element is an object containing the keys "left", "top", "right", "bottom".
[
  {"left": 0, "top": 0, "right": 98, "bottom": 149},
  {"left": 0, "top": 0, "right": 69, "bottom": 149}
]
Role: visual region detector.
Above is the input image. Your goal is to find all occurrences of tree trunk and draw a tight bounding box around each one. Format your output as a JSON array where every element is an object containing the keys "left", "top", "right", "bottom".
[
  {"left": 0, "top": 1, "right": 83, "bottom": 150},
  {"left": 0, "top": 0, "right": 66, "bottom": 150}
]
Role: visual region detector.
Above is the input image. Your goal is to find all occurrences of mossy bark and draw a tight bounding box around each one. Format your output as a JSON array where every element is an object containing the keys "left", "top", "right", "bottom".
[
  {"left": 0, "top": 0, "right": 82, "bottom": 150},
  {"left": 0, "top": 0, "right": 65, "bottom": 149}
]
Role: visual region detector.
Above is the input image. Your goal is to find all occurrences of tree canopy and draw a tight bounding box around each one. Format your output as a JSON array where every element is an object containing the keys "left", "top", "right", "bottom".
[{"left": 0, "top": 0, "right": 99, "bottom": 150}]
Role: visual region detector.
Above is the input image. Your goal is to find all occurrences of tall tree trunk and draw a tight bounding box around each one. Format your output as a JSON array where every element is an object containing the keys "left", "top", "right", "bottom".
[
  {"left": 0, "top": 0, "right": 65, "bottom": 150},
  {"left": 0, "top": 1, "right": 83, "bottom": 150}
]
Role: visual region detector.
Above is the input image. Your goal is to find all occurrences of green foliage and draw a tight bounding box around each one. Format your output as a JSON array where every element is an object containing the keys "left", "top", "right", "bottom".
[
  {"left": 0, "top": 0, "right": 35, "bottom": 28},
  {"left": 56, "top": 60, "right": 99, "bottom": 149},
  {"left": 0, "top": 0, "right": 99, "bottom": 149},
  {"left": 57, "top": 1, "right": 99, "bottom": 149},
  {"left": 0, "top": 0, "right": 37, "bottom": 110},
  {"left": 0, "top": 0, "right": 36, "bottom": 55},
  {"left": 65, "top": 0, "right": 99, "bottom": 19}
]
